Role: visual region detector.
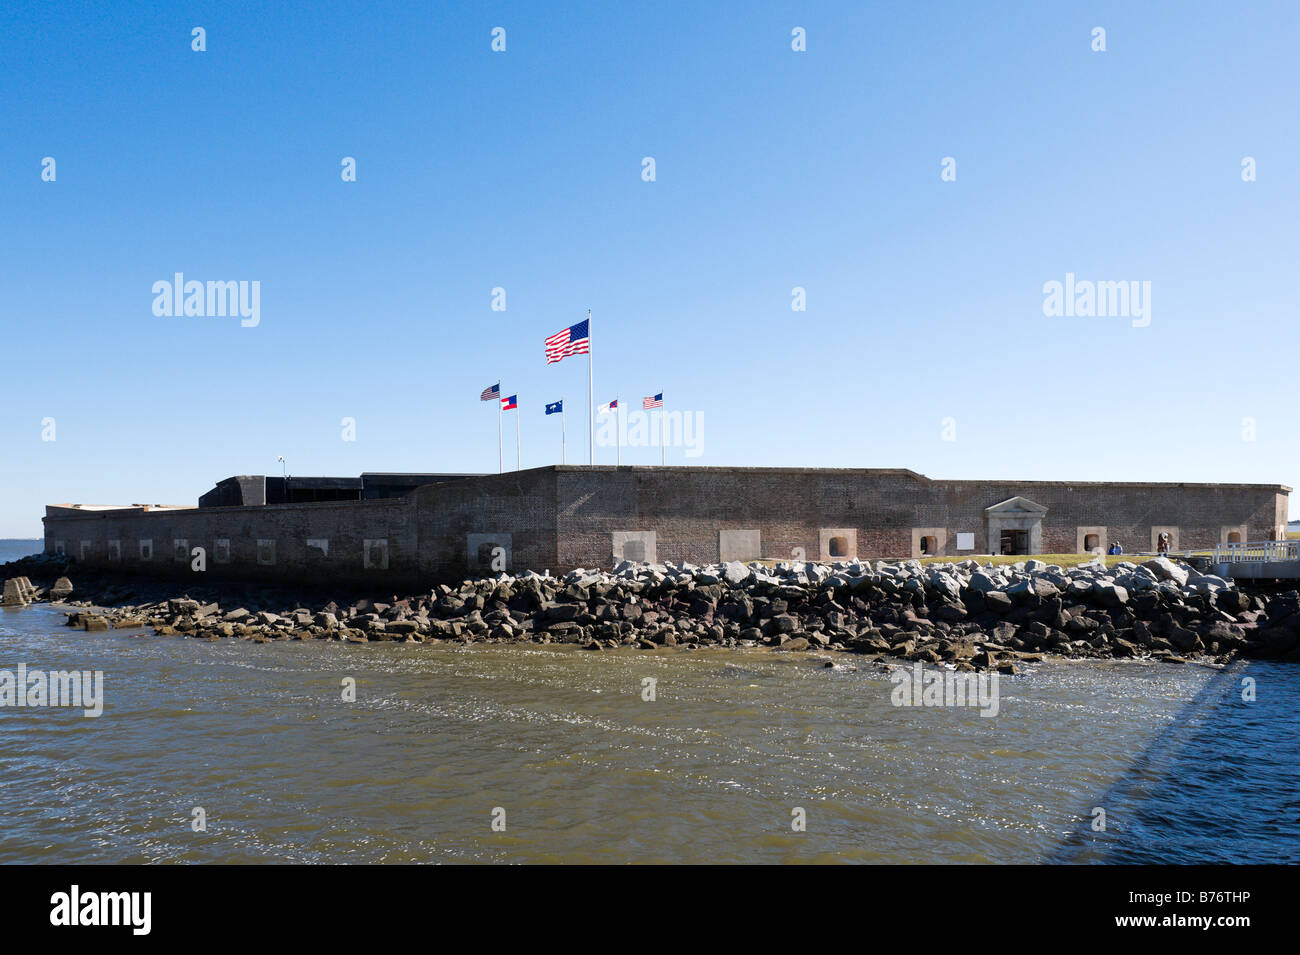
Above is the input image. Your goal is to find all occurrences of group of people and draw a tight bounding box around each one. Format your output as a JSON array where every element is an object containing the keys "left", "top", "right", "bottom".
[{"left": 1104, "top": 532, "right": 1170, "bottom": 557}]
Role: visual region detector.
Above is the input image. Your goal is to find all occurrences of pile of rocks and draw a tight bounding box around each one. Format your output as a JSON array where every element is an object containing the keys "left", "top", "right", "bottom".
[{"left": 50, "top": 555, "right": 1300, "bottom": 668}]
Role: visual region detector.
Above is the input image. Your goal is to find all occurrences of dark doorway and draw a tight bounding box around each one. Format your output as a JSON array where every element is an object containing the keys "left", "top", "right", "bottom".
[{"left": 1000, "top": 529, "right": 1028, "bottom": 555}]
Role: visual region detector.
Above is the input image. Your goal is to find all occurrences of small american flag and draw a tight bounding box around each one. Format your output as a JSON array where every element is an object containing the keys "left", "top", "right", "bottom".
[
  {"left": 643, "top": 392, "right": 663, "bottom": 409},
  {"left": 479, "top": 383, "right": 500, "bottom": 401},
  {"left": 544, "top": 319, "right": 590, "bottom": 364}
]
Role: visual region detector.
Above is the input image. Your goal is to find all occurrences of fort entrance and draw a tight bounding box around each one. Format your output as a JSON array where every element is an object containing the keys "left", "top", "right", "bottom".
[
  {"left": 999, "top": 529, "right": 1029, "bottom": 555},
  {"left": 985, "top": 496, "right": 1047, "bottom": 556}
]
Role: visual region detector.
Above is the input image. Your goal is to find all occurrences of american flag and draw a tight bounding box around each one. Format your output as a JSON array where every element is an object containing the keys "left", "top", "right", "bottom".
[
  {"left": 643, "top": 392, "right": 663, "bottom": 409},
  {"left": 544, "top": 319, "right": 590, "bottom": 364},
  {"left": 479, "top": 382, "right": 500, "bottom": 401}
]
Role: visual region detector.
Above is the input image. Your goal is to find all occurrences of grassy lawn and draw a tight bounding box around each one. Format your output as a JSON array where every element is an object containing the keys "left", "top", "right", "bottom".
[
  {"left": 1289, "top": 531, "right": 1300, "bottom": 541},
  {"left": 916, "top": 554, "right": 1140, "bottom": 569},
  {"left": 756, "top": 554, "right": 1154, "bottom": 570}
]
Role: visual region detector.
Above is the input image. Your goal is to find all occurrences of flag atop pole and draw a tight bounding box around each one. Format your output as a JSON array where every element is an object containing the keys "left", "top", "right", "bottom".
[
  {"left": 588, "top": 311, "right": 592, "bottom": 466},
  {"left": 546, "top": 399, "right": 565, "bottom": 465},
  {"left": 598, "top": 398, "right": 619, "bottom": 465},
  {"left": 544, "top": 314, "right": 592, "bottom": 465},
  {"left": 501, "top": 394, "right": 519, "bottom": 470},
  {"left": 481, "top": 381, "right": 502, "bottom": 473},
  {"left": 644, "top": 391, "right": 664, "bottom": 465},
  {"left": 544, "top": 320, "right": 589, "bottom": 363}
]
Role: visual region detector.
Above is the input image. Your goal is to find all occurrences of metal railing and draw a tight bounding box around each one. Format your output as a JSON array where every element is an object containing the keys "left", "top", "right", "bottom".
[{"left": 1212, "top": 540, "right": 1300, "bottom": 563}]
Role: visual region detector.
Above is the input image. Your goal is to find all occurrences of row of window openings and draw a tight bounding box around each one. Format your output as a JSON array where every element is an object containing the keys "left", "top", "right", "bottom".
[
  {"left": 617, "top": 535, "right": 857, "bottom": 562},
  {"left": 61, "top": 539, "right": 390, "bottom": 567},
  {"left": 619, "top": 532, "right": 1212, "bottom": 559}
]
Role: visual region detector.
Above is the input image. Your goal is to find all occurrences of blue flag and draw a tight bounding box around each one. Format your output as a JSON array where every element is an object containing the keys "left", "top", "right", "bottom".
[{"left": 545, "top": 400, "right": 563, "bottom": 415}]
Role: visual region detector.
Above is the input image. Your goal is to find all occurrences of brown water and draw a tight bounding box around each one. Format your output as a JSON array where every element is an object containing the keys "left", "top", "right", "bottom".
[{"left": 2, "top": 602, "right": 1293, "bottom": 864}]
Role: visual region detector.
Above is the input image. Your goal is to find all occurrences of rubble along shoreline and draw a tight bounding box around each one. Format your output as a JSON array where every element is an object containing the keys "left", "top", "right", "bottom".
[{"left": 4, "top": 553, "right": 1300, "bottom": 671}]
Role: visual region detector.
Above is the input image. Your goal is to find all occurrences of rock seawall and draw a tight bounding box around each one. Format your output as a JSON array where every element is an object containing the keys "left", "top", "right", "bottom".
[{"left": 7, "top": 552, "right": 1300, "bottom": 668}]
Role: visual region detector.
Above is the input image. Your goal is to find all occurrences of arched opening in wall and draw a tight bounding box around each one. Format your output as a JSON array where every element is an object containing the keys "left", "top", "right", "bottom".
[
  {"left": 920, "top": 536, "right": 937, "bottom": 556},
  {"left": 1227, "top": 531, "right": 1242, "bottom": 543},
  {"left": 1084, "top": 534, "right": 1099, "bottom": 551},
  {"left": 828, "top": 536, "right": 848, "bottom": 558},
  {"left": 622, "top": 540, "right": 646, "bottom": 562}
]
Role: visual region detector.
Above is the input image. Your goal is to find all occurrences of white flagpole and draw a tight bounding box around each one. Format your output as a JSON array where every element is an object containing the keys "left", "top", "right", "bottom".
[
  {"left": 661, "top": 388, "right": 666, "bottom": 466},
  {"left": 616, "top": 396, "right": 621, "bottom": 466},
  {"left": 561, "top": 399, "right": 567, "bottom": 465},
  {"left": 587, "top": 309, "right": 594, "bottom": 466},
  {"left": 515, "top": 400, "right": 521, "bottom": 470},
  {"left": 497, "top": 380, "right": 503, "bottom": 474}
]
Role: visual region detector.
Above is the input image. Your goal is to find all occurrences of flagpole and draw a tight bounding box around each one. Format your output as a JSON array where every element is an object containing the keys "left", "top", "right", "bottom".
[
  {"left": 497, "top": 379, "right": 503, "bottom": 474},
  {"left": 561, "top": 399, "right": 566, "bottom": 465},
  {"left": 616, "top": 395, "right": 621, "bottom": 467},
  {"left": 515, "top": 402, "right": 521, "bottom": 471},
  {"left": 661, "top": 387, "right": 666, "bottom": 466},
  {"left": 587, "top": 309, "right": 594, "bottom": 467}
]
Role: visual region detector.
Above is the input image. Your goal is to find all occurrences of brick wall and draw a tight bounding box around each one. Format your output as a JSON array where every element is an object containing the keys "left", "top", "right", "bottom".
[
  {"left": 44, "top": 497, "right": 416, "bottom": 587},
  {"left": 552, "top": 467, "right": 1289, "bottom": 566},
  {"left": 43, "top": 466, "right": 1290, "bottom": 585}
]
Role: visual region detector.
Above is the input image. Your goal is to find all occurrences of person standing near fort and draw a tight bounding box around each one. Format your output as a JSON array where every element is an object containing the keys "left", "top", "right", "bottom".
[{"left": 1157, "top": 532, "right": 1170, "bottom": 556}]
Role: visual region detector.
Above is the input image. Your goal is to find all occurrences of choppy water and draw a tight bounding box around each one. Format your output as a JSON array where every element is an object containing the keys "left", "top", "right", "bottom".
[{"left": 0, "top": 601, "right": 1296, "bottom": 864}]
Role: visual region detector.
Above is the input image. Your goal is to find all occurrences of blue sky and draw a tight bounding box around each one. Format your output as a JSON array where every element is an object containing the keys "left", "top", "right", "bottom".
[{"left": 2, "top": 0, "right": 1297, "bottom": 536}]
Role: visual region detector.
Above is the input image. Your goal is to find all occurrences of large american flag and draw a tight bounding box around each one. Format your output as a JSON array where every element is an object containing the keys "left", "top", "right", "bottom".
[
  {"left": 544, "top": 319, "right": 590, "bottom": 364},
  {"left": 643, "top": 392, "right": 663, "bottom": 409},
  {"left": 479, "top": 382, "right": 500, "bottom": 401}
]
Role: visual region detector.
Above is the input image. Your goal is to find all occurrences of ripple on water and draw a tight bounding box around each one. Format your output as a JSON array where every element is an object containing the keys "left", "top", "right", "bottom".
[{"left": 0, "top": 605, "right": 1294, "bottom": 862}]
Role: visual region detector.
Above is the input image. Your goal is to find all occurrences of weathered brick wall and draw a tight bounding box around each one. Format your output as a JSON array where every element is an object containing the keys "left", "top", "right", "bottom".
[
  {"left": 43, "top": 466, "right": 1290, "bottom": 584},
  {"left": 552, "top": 467, "right": 1289, "bottom": 567},
  {"left": 413, "top": 468, "right": 558, "bottom": 579},
  {"left": 918, "top": 480, "right": 1284, "bottom": 556},
  {"left": 555, "top": 467, "right": 934, "bottom": 566},
  {"left": 43, "top": 498, "right": 418, "bottom": 588}
]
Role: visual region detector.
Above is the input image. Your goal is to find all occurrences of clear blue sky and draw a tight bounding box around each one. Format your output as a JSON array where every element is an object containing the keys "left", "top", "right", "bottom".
[{"left": 2, "top": 0, "right": 1297, "bottom": 536}]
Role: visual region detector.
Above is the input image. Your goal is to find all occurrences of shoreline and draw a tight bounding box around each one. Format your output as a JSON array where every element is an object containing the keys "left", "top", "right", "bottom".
[{"left": 5, "top": 552, "right": 1299, "bottom": 670}]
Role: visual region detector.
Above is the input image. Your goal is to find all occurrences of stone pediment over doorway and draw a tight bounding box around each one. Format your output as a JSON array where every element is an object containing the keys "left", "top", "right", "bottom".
[
  {"left": 985, "top": 496, "right": 1046, "bottom": 555},
  {"left": 985, "top": 496, "right": 1048, "bottom": 516}
]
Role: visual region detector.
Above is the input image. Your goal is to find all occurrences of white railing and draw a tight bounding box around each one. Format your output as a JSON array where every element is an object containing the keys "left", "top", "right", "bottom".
[{"left": 1212, "top": 540, "right": 1300, "bottom": 563}]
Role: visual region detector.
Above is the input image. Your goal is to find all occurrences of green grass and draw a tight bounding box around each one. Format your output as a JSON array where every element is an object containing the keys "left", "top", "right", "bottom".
[
  {"left": 915, "top": 554, "right": 1137, "bottom": 569},
  {"left": 1289, "top": 531, "right": 1300, "bottom": 541},
  {"left": 757, "top": 554, "right": 1147, "bottom": 570}
]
